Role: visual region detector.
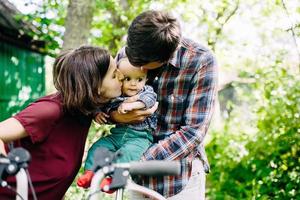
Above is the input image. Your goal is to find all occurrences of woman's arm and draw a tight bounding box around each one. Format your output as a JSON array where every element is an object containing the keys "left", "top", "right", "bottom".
[{"left": 0, "top": 118, "right": 28, "bottom": 154}]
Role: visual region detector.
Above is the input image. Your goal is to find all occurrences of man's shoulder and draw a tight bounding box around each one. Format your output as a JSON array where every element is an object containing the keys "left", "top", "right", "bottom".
[
  {"left": 178, "top": 38, "right": 216, "bottom": 69},
  {"left": 181, "top": 38, "right": 212, "bottom": 55}
]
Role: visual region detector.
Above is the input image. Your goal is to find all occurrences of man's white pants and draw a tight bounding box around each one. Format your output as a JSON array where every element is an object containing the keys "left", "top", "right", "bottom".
[{"left": 129, "top": 158, "right": 206, "bottom": 200}]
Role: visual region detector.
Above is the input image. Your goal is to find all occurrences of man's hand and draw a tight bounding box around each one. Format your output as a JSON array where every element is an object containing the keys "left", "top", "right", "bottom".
[
  {"left": 111, "top": 102, "right": 158, "bottom": 123},
  {"left": 94, "top": 112, "right": 109, "bottom": 124}
]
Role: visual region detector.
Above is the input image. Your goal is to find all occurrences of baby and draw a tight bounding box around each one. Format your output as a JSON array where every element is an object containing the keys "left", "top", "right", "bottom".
[{"left": 77, "top": 57, "right": 157, "bottom": 189}]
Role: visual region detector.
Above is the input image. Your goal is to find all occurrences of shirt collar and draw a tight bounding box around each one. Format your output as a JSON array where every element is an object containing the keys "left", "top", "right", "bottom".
[{"left": 167, "top": 45, "right": 181, "bottom": 69}]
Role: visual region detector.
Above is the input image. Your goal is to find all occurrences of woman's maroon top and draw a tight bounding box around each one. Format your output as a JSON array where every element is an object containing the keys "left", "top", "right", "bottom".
[{"left": 0, "top": 93, "right": 92, "bottom": 200}]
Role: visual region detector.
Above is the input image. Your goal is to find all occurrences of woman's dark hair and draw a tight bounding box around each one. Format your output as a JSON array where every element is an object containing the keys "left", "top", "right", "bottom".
[
  {"left": 53, "top": 45, "right": 110, "bottom": 115},
  {"left": 126, "top": 10, "right": 181, "bottom": 66}
]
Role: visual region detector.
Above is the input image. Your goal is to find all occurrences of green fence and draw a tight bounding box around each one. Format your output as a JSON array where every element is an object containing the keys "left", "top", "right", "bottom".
[{"left": 0, "top": 42, "right": 45, "bottom": 121}]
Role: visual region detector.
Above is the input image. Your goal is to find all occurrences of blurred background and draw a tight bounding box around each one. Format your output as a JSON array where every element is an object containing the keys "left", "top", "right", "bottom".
[{"left": 0, "top": 0, "right": 299, "bottom": 199}]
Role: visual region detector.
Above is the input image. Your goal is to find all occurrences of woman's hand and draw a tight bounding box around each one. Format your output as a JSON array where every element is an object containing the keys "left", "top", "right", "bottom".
[
  {"left": 111, "top": 102, "right": 158, "bottom": 123},
  {"left": 94, "top": 112, "right": 109, "bottom": 124}
]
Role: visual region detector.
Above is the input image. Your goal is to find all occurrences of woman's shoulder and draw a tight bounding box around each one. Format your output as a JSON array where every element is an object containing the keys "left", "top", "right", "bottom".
[
  {"left": 37, "top": 93, "right": 62, "bottom": 104},
  {"left": 21, "top": 93, "right": 63, "bottom": 121}
]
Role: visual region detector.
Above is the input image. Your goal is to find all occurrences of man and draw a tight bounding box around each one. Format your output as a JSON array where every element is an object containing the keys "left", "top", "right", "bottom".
[{"left": 112, "top": 10, "right": 218, "bottom": 200}]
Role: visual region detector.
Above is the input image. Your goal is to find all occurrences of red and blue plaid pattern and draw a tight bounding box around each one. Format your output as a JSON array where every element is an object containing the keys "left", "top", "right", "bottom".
[{"left": 140, "top": 38, "right": 218, "bottom": 197}]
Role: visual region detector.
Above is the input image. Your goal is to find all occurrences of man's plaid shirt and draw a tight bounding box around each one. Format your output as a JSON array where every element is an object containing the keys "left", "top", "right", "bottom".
[{"left": 118, "top": 38, "right": 218, "bottom": 198}]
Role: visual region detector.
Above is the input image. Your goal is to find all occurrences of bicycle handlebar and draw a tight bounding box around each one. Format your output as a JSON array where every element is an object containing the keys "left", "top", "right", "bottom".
[
  {"left": 129, "top": 161, "right": 180, "bottom": 176},
  {"left": 0, "top": 147, "right": 31, "bottom": 200},
  {"left": 89, "top": 160, "right": 180, "bottom": 200},
  {"left": 89, "top": 148, "right": 181, "bottom": 200}
]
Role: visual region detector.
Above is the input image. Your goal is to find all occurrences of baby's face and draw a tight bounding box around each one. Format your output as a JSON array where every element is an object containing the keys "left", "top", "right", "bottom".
[{"left": 118, "top": 59, "right": 147, "bottom": 97}]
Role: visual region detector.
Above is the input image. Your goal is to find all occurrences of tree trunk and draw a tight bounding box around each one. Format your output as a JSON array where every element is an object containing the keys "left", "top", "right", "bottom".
[{"left": 62, "top": 0, "right": 94, "bottom": 50}]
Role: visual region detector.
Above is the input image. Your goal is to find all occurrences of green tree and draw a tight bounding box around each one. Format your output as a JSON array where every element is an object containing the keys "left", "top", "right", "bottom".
[
  {"left": 206, "top": 60, "right": 300, "bottom": 199},
  {"left": 18, "top": 0, "right": 156, "bottom": 55},
  {"left": 10, "top": 1, "right": 300, "bottom": 199}
]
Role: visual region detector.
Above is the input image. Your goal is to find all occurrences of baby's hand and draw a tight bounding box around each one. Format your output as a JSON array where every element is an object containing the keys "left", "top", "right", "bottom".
[
  {"left": 118, "top": 103, "right": 133, "bottom": 114},
  {"left": 94, "top": 112, "right": 109, "bottom": 124}
]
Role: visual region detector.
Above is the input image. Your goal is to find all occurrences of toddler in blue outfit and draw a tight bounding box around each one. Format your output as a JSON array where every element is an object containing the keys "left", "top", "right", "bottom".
[{"left": 77, "top": 56, "right": 157, "bottom": 189}]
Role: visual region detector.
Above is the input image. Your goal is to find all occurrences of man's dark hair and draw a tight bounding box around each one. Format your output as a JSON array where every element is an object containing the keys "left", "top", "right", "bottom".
[{"left": 126, "top": 10, "right": 181, "bottom": 66}]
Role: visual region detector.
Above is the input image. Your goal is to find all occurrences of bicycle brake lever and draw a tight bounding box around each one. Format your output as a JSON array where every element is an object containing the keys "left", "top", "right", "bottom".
[
  {"left": 107, "top": 168, "right": 129, "bottom": 191},
  {"left": 92, "top": 147, "right": 115, "bottom": 171},
  {"left": 7, "top": 147, "right": 31, "bottom": 168}
]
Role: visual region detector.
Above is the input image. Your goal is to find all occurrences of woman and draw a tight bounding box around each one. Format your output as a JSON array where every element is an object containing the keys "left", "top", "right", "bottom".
[{"left": 0, "top": 45, "right": 123, "bottom": 200}]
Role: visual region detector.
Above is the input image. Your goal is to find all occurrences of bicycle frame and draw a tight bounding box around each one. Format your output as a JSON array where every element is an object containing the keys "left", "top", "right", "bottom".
[
  {"left": 89, "top": 167, "right": 167, "bottom": 200},
  {"left": 16, "top": 168, "right": 28, "bottom": 200}
]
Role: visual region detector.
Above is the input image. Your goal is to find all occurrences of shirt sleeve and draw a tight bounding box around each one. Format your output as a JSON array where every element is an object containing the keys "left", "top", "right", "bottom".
[
  {"left": 102, "top": 97, "right": 125, "bottom": 113},
  {"left": 142, "top": 52, "right": 218, "bottom": 161},
  {"left": 137, "top": 85, "right": 157, "bottom": 109},
  {"left": 13, "top": 99, "right": 62, "bottom": 144}
]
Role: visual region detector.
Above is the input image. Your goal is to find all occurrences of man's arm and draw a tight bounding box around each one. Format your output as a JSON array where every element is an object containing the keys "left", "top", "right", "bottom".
[{"left": 142, "top": 53, "right": 218, "bottom": 161}]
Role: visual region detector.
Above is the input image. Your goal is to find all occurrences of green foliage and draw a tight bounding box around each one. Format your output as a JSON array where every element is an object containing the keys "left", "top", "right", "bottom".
[
  {"left": 249, "top": 64, "right": 300, "bottom": 199},
  {"left": 17, "top": 0, "right": 68, "bottom": 56},
  {"left": 18, "top": 0, "right": 155, "bottom": 56},
  {"left": 9, "top": 0, "right": 300, "bottom": 199},
  {"left": 175, "top": 0, "right": 241, "bottom": 50},
  {"left": 91, "top": 0, "right": 153, "bottom": 55},
  {"left": 206, "top": 63, "right": 300, "bottom": 199}
]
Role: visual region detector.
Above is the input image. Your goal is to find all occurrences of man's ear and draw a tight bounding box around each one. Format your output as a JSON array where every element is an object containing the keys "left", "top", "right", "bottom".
[{"left": 141, "top": 67, "right": 148, "bottom": 73}]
